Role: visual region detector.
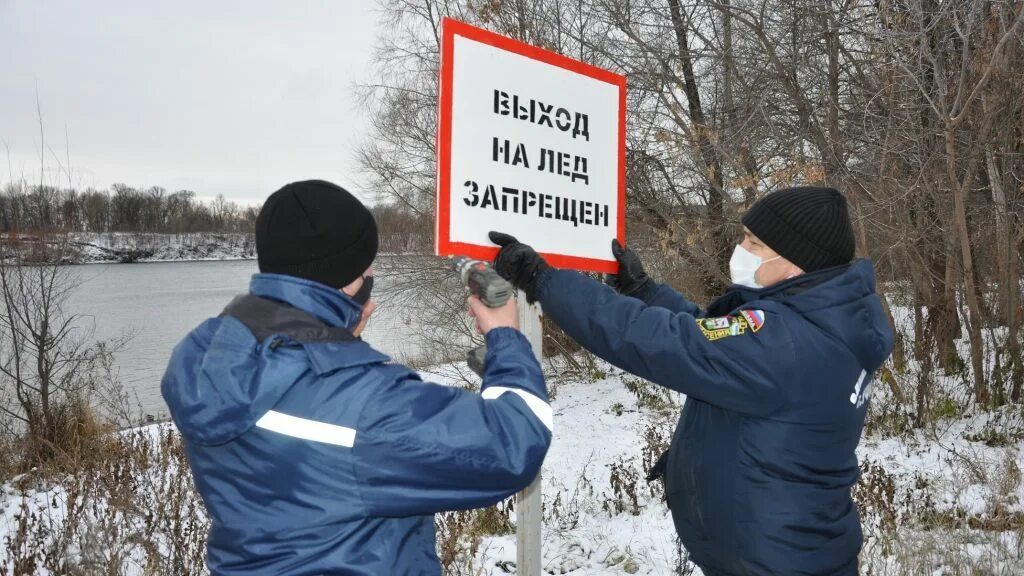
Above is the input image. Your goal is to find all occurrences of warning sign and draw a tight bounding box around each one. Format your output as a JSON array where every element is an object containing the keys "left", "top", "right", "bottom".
[{"left": 435, "top": 18, "right": 626, "bottom": 273}]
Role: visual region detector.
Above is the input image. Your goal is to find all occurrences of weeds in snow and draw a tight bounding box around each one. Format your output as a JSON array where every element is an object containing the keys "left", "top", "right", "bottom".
[{"left": 1, "top": 426, "right": 207, "bottom": 575}]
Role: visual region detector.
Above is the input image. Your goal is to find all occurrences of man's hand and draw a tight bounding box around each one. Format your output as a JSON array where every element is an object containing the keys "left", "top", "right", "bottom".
[
  {"left": 468, "top": 295, "right": 519, "bottom": 334},
  {"left": 604, "top": 239, "right": 652, "bottom": 297},
  {"left": 489, "top": 231, "right": 550, "bottom": 303},
  {"left": 352, "top": 299, "right": 376, "bottom": 338}
]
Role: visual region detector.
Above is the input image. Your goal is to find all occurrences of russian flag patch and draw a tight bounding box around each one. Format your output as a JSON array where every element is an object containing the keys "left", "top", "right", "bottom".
[{"left": 739, "top": 309, "right": 766, "bottom": 333}]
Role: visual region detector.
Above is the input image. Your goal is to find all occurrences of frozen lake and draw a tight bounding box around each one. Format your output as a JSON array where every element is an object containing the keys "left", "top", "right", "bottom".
[{"left": 66, "top": 259, "right": 427, "bottom": 419}]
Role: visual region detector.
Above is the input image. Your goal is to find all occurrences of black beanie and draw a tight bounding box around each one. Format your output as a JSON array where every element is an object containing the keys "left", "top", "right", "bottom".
[
  {"left": 741, "top": 186, "right": 855, "bottom": 272},
  {"left": 255, "top": 180, "right": 378, "bottom": 289}
]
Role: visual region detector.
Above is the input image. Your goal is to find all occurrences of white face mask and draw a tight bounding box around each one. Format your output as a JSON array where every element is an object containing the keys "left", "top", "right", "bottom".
[{"left": 729, "top": 245, "right": 780, "bottom": 289}]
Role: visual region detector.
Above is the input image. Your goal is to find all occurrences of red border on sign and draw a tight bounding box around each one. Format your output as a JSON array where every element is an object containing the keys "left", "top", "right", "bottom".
[{"left": 435, "top": 17, "right": 627, "bottom": 274}]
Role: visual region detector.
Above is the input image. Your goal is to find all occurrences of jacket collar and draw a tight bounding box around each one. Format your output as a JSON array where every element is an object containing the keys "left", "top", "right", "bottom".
[
  {"left": 746, "top": 262, "right": 854, "bottom": 299},
  {"left": 706, "top": 261, "right": 859, "bottom": 316},
  {"left": 249, "top": 273, "right": 363, "bottom": 331}
]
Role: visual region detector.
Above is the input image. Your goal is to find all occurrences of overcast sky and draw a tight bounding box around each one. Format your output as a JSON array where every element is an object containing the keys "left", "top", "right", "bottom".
[{"left": 0, "top": 1, "right": 381, "bottom": 205}]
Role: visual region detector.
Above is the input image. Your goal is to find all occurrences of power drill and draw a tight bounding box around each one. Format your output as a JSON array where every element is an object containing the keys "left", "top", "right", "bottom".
[{"left": 452, "top": 256, "right": 514, "bottom": 376}]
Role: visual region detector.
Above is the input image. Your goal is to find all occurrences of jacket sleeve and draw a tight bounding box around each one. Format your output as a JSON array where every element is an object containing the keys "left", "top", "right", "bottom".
[
  {"left": 351, "top": 327, "right": 551, "bottom": 517},
  {"left": 536, "top": 269, "right": 792, "bottom": 416},
  {"left": 634, "top": 281, "right": 703, "bottom": 316}
]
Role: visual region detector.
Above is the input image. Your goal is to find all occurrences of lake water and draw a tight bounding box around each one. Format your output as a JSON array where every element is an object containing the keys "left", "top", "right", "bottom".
[{"left": 66, "top": 260, "right": 425, "bottom": 419}]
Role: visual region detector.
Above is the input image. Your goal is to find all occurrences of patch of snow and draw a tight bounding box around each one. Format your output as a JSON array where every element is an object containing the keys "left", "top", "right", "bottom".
[{"left": 5, "top": 360, "right": 1024, "bottom": 574}]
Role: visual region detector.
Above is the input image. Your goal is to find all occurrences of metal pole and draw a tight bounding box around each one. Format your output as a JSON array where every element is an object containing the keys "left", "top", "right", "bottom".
[{"left": 516, "top": 291, "right": 543, "bottom": 576}]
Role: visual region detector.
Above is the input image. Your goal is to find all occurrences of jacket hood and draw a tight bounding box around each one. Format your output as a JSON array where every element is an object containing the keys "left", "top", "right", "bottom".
[
  {"left": 712, "top": 260, "right": 894, "bottom": 373},
  {"left": 161, "top": 274, "right": 388, "bottom": 446},
  {"left": 768, "top": 260, "right": 894, "bottom": 372}
]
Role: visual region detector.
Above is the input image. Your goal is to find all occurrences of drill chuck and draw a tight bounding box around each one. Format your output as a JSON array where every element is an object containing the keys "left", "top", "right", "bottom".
[
  {"left": 452, "top": 257, "right": 513, "bottom": 308},
  {"left": 452, "top": 256, "right": 515, "bottom": 376}
]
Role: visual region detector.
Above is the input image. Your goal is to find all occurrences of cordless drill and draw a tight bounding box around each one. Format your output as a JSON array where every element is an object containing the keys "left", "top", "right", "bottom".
[{"left": 452, "top": 256, "right": 514, "bottom": 376}]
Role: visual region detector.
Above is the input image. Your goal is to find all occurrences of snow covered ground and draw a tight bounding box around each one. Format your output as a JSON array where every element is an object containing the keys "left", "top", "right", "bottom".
[
  {"left": 456, "top": 366, "right": 1024, "bottom": 575},
  {"left": 3, "top": 359, "right": 1024, "bottom": 574}
]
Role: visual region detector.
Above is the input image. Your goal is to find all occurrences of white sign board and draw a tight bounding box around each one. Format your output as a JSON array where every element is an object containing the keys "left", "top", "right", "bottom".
[{"left": 436, "top": 18, "right": 626, "bottom": 273}]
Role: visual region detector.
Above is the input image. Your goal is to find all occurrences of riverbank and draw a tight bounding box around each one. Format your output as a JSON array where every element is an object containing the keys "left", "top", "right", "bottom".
[
  {"left": 68, "top": 232, "right": 256, "bottom": 263},
  {"left": 1, "top": 232, "right": 256, "bottom": 264},
  {"left": 2, "top": 233, "right": 429, "bottom": 264}
]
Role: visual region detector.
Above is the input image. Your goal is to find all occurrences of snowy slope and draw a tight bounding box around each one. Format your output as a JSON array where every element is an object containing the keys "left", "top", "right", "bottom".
[{"left": 3, "top": 363, "right": 1024, "bottom": 574}]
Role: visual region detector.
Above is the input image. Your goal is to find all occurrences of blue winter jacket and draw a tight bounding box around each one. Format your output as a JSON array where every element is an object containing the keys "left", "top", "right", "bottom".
[
  {"left": 535, "top": 260, "right": 893, "bottom": 576},
  {"left": 161, "top": 273, "right": 551, "bottom": 575}
]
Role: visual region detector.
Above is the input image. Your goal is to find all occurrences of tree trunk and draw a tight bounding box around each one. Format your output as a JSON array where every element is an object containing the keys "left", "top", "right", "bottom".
[
  {"left": 719, "top": 0, "right": 758, "bottom": 207},
  {"left": 667, "top": 0, "right": 730, "bottom": 294},
  {"left": 915, "top": 278, "right": 935, "bottom": 427},
  {"left": 1010, "top": 214, "right": 1024, "bottom": 401},
  {"left": 1012, "top": 247, "right": 1023, "bottom": 402},
  {"left": 985, "top": 148, "right": 1022, "bottom": 402},
  {"left": 946, "top": 131, "right": 988, "bottom": 406},
  {"left": 987, "top": 150, "right": 1013, "bottom": 323},
  {"left": 936, "top": 211, "right": 962, "bottom": 375}
]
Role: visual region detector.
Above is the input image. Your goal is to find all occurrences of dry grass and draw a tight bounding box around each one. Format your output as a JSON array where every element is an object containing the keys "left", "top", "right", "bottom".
[
  {"left": 435, "top": 501, "right": 514, "bottom": 576},
  {"left": 1, "top": 419, "right": 207, "bottom": 576}
]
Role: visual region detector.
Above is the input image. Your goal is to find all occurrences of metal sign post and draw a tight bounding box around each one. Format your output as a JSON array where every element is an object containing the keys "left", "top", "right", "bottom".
[{"left": 516, "top": 293, "right": 543, "bottom": 576}]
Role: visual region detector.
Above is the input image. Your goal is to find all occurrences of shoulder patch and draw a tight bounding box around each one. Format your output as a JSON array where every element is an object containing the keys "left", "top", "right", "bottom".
[
  {"left": 739, "top": 309, "right": 766, "bottom": 333},
  {"left": 697, "top": 309, "right": 766, "bottom": 341}
]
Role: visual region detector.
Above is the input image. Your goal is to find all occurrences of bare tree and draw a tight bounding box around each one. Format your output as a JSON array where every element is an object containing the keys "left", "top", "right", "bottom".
[
  {"left": 0, "top": 232, "right": 124, "bottom": 468},
  {"left": 0, "top": 182, "right": 258, "bottom": 235},
  {"left": 358, "top": 0, "right": 1024, "bottom": 419}
]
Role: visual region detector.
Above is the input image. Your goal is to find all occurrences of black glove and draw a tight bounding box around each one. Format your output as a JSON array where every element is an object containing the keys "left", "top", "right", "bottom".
[
  {"left": 489, "top": 231, "right": 550, "bottom": 303},
  {"left": 604, "top": 239, "right": 652, "bottom": 297}
]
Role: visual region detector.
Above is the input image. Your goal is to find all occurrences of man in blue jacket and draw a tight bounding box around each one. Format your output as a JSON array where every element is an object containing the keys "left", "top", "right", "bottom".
[
  {"left": 162, "top": 180, "right": 552, "bottom": 575},
  {"left": 490, "top": 187, "right": 893, "bottom": 575}
]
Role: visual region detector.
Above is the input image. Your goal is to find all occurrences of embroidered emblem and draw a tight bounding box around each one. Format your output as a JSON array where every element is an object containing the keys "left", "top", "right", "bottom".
[
  {"left": 701, "top": 317, "right": 733, "bottom": 330},
  {"left": 697, "top": 310, "right": 766, "bottom": 341},
  {"left": 739, "top": 309, "right": 766, "bottom": 333}
]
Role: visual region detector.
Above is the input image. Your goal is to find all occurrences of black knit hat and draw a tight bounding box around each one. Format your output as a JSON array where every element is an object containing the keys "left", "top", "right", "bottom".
[
  {"left": 741, "top": 186, "right": 855, "bottom": 272},
  {"left": 255, "top": 180, "right": 378, "bottom": 289}
]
